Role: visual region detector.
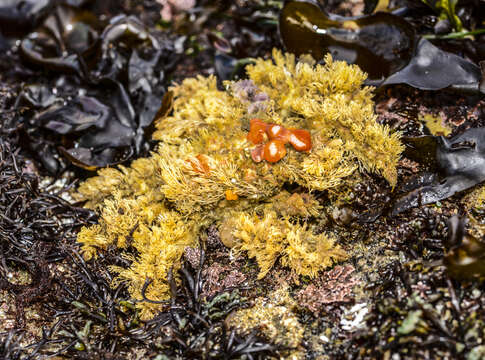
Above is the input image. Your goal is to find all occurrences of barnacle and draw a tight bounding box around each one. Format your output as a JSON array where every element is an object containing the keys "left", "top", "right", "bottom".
[{"left": 75, "top": 49, "right": 402, "bottom": 318}]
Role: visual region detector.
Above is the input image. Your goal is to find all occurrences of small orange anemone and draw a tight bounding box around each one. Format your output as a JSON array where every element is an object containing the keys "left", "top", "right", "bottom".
[
  {"left": 247, "top": 118, "right": 268, "bottom": 144},
  {"left": 263, "top": 140, "right": 287, "bottom": 163},
  {"left": 288, "top": 129, "right": 312, "bottom": 152}
]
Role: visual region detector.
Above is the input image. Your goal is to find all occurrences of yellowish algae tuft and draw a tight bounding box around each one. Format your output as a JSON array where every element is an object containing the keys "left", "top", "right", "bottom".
[
  {"left": 227, "top": 287, "right": 304, "bottom": 356},
  {"left": 230, "top": 209, "right": 347, "bottom": 279},
  {"left": 75, "top": 49, "right": 402, "bottom": 319},
  {"left": 420, "top": 113, "right": 451, "bottom": 136}
]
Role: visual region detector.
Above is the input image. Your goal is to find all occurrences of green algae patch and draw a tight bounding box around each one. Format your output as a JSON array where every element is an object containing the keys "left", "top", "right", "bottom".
[{"left": 75, "top": 49, "right": 403, "bottom": 319}]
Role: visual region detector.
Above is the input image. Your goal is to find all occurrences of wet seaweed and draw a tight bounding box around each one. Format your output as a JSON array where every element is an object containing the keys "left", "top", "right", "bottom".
[
  {"left": 0, "top": 135, "right": 148, "bottom": 358},
  {"left": 279, "top": 0, "right": 483, "bottom": 92},
  {"left": 2, "top": 1, "right": 485, "bottom": 359},
  {"left": 348, "top": 208, "right": 485, "bottom": 359},
  {"left": 4, "top": 3, "right": 178, "bottom": 174},
  {"left": 0, "top": 145, "right": 275, "bottom": 357},
  {"left": 393, "top": 128, "right": 485, "bottom": 215},
  {"left": 353, "top": 260, "right": 485, "bottom": 359},
  {"left": 128, "top": 248, "right": 279, "bottom": 359},
  {"left": 0, "top": 0, "right": 52, "bottom": 37},
  {"left": 0, "top": 138, "right": 93, "bottom": 323},
  {"left": 444, "top": 215, "right": 485, "bottom": 279}
]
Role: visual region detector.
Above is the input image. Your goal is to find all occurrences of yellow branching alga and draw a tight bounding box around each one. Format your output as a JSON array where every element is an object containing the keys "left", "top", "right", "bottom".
[
  {"left": 75, "top": 49, "right": 403, "bottom": 318},
  {"left": 227, "top": 287, "right": 304, "bottom": 354}
]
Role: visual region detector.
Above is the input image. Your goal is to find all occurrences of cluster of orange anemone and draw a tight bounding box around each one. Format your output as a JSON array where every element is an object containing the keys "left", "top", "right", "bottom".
[
  {"left": 185, "top": 119, "right": 312, "bottom": 201},
  {"left": 247, "top": 118, "right": 312, "bottom": 163}
]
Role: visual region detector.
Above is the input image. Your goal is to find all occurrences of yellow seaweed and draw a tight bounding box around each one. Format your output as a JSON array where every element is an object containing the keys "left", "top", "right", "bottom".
[{"left": 75, "top": 49, "right": 402, "bottom": 318}]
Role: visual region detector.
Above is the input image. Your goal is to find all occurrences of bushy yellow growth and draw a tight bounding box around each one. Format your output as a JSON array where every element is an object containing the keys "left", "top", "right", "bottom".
[
  {"left": 75, "top": 49, "right": 401, "bottom": 318},
  {"left": 271, "top": 191, "right": 321, "bottom": 218},
  {"left": 142, "top": 49, "right": 401, "bottom": 217},
  {"left": 153, "top": 76, "right": 245, "bottom": 144},
  {"left": 247, "top": 51, "right": 403, "bottom": 186},
  {"left": 77, "top": 191, "right": 166, "bottom": 260},
  {"left": 77, "top": 190, "right": 198, "bottom": 319},
  {"left": 76, "top": 157, "right": 165, "bottom": 209},
  {"left": 231, "top": 210, "right": 286, "bottom": 278},
  {"left": 228, "top": 287, "right": 304, "bottom": 353},
  {"left": 232, "top": 210, "right": 347, "bottom": 279},
  {"left": 110, "top": 212, "right": 196, "bottom": 319}
]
